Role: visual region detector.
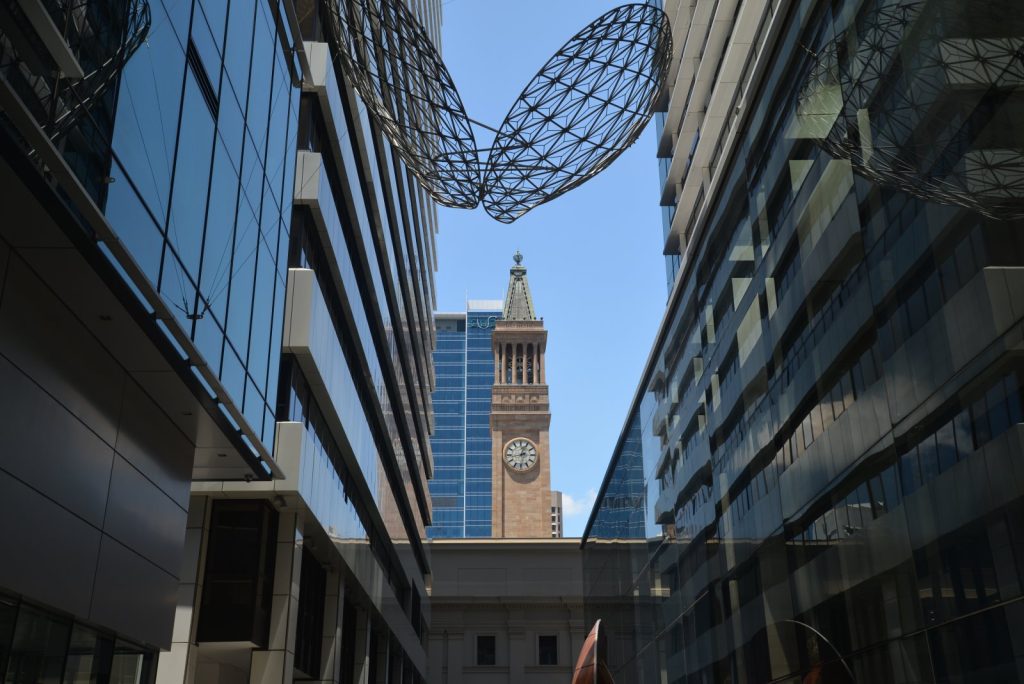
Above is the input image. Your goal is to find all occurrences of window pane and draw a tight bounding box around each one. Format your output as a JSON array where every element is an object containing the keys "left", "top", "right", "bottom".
[
  {"left": 5, "top": 604, "right": 71, "bottom": 684},
  {"left": 953, "top": 408, "right": 974, "bottom": 459},
  {"left": 109, "top": 641, "right": 154, "bottom": 684},
  {"left": 0, "top": 595, "right": 17, "bottom": 680},
  {"left": 1005, "top": 373, "right": 1023, "bottom": 426},
  {"left": 476, "top": 636, "right": 496, "bottom": 666},
  {"left": 918, "top": 435, "right": 940, "bottom": 484},
  {"left": 538, "top": 635, "right": 558, "bottom": 665},
  {"left": 986, "top": 382, "right": 1010, "bottom": 440},
  {"left": 882, "top": 464, "right": 901, "bottom": 509},
  {"left": 167, "top": 70, "right": 216, "bottom": 280},
  {"left": 63, "top": 624, "right": 113, "bottom": 684},
  {"left": 935, "top": 421, "right": 957, "bottom": 473},
  {"left": 900, "top": 450, "right": 922, "bottom": 497}
]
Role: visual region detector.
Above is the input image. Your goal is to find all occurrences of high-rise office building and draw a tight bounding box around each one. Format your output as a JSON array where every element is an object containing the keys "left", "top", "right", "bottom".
[
  {"left": 584, "top": 0, "right": 1024, "bottom": 682},
  {"left": 429, "top": 301, "right": 503, "bottom": 538},
  {"left": 0, "top": 1, "right": 440, "bottom": 682},
  {"left": 550, "top": 490, "right": 564, "bottom": 538}
]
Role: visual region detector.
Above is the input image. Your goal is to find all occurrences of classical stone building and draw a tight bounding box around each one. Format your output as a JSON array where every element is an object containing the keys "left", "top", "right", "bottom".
[
  {"left": 491, "top": 253, "right": 554, "bottom": 538},
  {"left": 427, "top": 539, "right": 585, "bottom": 684}
]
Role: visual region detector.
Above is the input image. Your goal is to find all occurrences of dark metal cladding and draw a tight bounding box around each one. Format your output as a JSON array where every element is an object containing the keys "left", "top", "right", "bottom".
[
  {"left": 481, "top": 4, "right": 672, "bottom": 224},
  {"left": 798, "top": 0, "right": 1024, "bottom": 220},
  {"left": 326, "top": 0, "right": 480, "bottom": 208}
]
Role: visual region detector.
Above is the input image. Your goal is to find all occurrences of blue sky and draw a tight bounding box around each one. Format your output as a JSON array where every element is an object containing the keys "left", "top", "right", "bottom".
[{"left": 434, "top": 0, "right": 667, "bottom": 536}]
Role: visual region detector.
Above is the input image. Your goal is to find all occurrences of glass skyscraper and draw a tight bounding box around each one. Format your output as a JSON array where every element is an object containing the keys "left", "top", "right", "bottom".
[
  {"left": 429, "top": 301, "right": 502, "bottom": 538},
  {"left": 584, "top": 0, "right": 1024, "bottom": 682},
  {"left": 0, "top": 0, "right": 441, "bottom": 682}
]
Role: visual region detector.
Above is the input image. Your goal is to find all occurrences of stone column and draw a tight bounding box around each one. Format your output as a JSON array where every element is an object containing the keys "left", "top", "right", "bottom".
[
  {"left": 375, "top": 630, "right": 390, "bottom": 684},
  {"left": 568, "top": 604, "right": 586, "bottom": 673},
  {"left": 449, "top": 631, "right": 465, "bottom": 684},
  {"left": 527, "top": 344, "right": 534, "bottom": 384},
  {"left": 517, "top": 344, "right": 524, "bottom": 384},
  {"left": 351, "top": 607, "right": 372, "bottom": 684},
  {"left": 504, "top": 344, "right": 511, "bottom": 384},
  {"left": 155, "top": 495, "right": 210, "bottom": 684},
  {"left": 318, "top": 571, "right": 346, "bottom": 683},
  {"left": 494, "top": 344, "right": 501, "bottom": 384},
  {"left": 249, "top": 511, "right": 305, "bottom": 684},
  {"left": 507, "top": 611, "right": 527, "bottom": 684}
]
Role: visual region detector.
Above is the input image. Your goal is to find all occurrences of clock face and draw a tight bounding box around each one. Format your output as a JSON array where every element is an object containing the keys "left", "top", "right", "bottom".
[{"left": 504, "top": 438, "right": 538, "bottom": 472}]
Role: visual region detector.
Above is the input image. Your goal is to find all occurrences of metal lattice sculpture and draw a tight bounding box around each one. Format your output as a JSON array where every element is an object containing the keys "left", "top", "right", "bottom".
[
  {"left": 4, "top": 0, "right": 152, "bottom": 141},
  {"left": 326, "top": 0, "right": 480, "bottom": 209},
  {"left": 328, "top": 1, "right": 672, "bottom": 222},
  {"left": 798, "top": 0, "right": 1024, "bottom": 219},
  {"left": 482, "top": 4, "right": 673, "bottom": 223}
]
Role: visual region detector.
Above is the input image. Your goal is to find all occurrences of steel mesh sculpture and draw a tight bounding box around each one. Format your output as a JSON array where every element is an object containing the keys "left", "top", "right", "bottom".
[
  {"left": 326, "top": 0, "right": 481, "bottom": 208},
  {"left": 481, "top": 4, "right": 673, "bottom": 223},
  {"left": 0, "top": 0, "right": 152, "bottom": 141},
  {"left": 798, "top": 0, "right": 1024, "bottom": 219},
  {"left": 327, "top": 0, "right": 672, "bottom": 222}
]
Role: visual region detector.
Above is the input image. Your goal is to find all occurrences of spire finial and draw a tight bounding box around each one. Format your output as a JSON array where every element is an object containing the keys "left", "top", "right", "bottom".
[{"left": 503, "top": 250, "right": 536, "bottom": 320}]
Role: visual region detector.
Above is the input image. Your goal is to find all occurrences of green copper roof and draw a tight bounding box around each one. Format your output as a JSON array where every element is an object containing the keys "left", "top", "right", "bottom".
[{"left": 502, "top": 250, "right": 536, "bottom": 321}]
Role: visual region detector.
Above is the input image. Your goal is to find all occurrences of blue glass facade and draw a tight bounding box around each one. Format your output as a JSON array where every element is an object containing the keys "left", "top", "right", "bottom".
[
  {"left": 105, "top": 0, "right": 297, "bottom": 450},
  {"left": 465, "top": 309, "right": 499, "bottom": 537},
  {"left": 0, "top": 0, "right": 441, "bottom": 678},
  {"left": 428, "top": 306, "right": 500, "bottom": 538},
  {"left": 429, "top": 315, "right": 467, "bottom": 537},
  {"left": 0, "top": 0, "right": 298, "bottom": 466}
]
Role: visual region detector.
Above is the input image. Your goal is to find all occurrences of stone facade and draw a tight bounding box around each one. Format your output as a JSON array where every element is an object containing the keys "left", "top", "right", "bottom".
[
  {"left": 427, "top": 539, "right": 585, "bottom": 684},
  {"left": 490, "top": 294, "right": 553, "bottom": 537}
]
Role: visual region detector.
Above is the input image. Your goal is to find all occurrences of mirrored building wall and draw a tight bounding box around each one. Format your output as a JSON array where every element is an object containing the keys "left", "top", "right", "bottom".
[
  {"left": 161, "top": 0, "right": 443, "bottom": 680},
  {"left": 0, "top": 0, "right": 301, "bottom": 670},
  {"left": 584, "top": 0, "right": 1024, "bottom": 681},
  {"left": 0, "top": 0, "right": 441, "bottom": 681}
]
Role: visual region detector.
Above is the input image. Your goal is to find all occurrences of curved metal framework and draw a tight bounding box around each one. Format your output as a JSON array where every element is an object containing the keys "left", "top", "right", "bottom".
[
  {"left": 799, "top": 0, "right": 1024, "bottom": 220},
  {"left": 48, "top": 0, "right": 151, "bottom": 140},
  {"left": 326, "top": 1, "right": 672, "bottom": 222},
  {"left": 481, "top": 4, "right": 672, "bottom": 223},
  {"left": 326, "top": 0, "right": 480, "bottom": 209}
]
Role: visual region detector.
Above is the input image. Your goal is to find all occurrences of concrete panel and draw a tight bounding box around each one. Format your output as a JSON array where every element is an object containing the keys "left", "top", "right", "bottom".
[
  {"left": 16, "top": 246, "right": 170, "bottom": 374},
  {"left": 104, "top": 455, "right": 188, "bottom": 575},
  {"left": 0, "top": 469, "right": 101, "bottom": 618},
  {"left": 115, "top": 379, "right": 193, "bottom": 509},
  {"left": 90, "top": 535, "right": 178, "bottom": 649},
  {"left": 0, "top": 257, "right": 126, "bottom": 446},
  {"left": 0, "top": 354, "right": 114, "bottom": 527}
]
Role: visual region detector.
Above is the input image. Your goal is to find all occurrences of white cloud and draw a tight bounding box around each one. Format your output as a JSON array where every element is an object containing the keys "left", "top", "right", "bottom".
[{"left": 561, "top": 488, "right": 597, "bottom": 517}]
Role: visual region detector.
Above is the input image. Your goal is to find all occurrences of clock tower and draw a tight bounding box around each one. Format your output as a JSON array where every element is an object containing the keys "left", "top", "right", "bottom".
[{"left": 490, "top": 252, "right": 553, "bottom": 538}]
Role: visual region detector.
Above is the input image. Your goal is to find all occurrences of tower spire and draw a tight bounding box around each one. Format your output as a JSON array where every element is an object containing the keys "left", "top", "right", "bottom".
[{"left": 502, "top": 251, "right": 537, "bottom": 321}]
